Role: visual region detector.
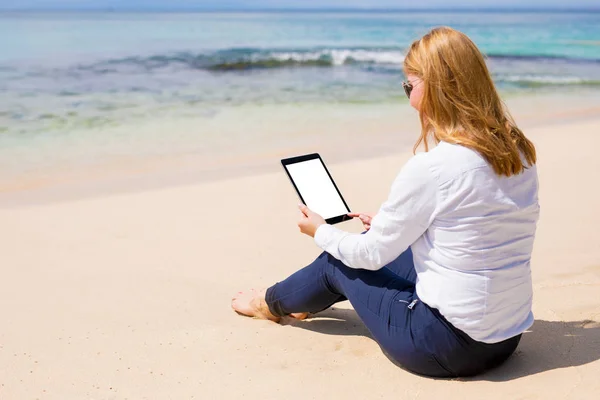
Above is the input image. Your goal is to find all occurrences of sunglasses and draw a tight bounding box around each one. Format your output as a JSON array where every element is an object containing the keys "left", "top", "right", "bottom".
[{"left": 402, "top": 81, "right": 414, "bottom": 99}]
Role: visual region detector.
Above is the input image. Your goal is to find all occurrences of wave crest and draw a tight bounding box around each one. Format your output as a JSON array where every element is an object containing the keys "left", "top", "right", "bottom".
[
  {"left": 75, "top": 48, "right": 406, "bottom": 73},
  {"left": 71, "top": 48, "right": 600, "bottom": 79}
]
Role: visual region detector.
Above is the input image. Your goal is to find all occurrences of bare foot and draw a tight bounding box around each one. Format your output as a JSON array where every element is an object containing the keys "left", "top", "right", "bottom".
[
  {"left": 231, "top": 289, "right": 280, "bottom": 322},
  {"left": 289, "top": 312, "right": 309, "bottom": 320}
]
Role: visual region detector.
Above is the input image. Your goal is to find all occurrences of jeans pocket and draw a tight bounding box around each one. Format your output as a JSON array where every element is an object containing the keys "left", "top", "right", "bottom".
[{"left": 388, "top": 291, "right": 415, "bottom": 328}]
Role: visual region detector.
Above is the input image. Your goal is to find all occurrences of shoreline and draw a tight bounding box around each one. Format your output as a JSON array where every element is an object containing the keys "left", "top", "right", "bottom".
[{"left": 1, "top": 90, "right": 600, "bottom": 207}]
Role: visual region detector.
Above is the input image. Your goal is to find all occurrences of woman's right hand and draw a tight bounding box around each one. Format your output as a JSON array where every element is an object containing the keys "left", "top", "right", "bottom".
[{"left": 347, "top": 212, "right": 375, "bottom": 231}]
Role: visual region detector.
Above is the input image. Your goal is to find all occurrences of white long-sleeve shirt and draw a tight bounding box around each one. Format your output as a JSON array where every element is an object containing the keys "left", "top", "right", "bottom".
[{"left": 314, "top": 141, "right": 539, "bottom": 343}]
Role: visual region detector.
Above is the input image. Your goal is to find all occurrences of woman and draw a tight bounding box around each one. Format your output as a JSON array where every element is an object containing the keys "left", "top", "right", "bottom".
[{"left": 231, "top": 27, "right": 539, "bottom": 378}]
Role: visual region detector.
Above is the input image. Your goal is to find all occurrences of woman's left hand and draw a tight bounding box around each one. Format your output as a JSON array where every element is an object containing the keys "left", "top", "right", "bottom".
[{"left": 297, "top": 204, "right": 326, "bottom": 237}]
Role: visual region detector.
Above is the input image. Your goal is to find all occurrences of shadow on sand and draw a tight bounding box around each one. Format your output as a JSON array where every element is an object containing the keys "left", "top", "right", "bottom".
[{"left": 283, "top": 307, "right": 600, "bottom": 381}]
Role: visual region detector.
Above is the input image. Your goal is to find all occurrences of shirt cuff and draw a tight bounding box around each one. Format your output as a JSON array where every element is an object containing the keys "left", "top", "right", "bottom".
[{"left": 314, "top": 223, "right": 338, "bottom": 250}]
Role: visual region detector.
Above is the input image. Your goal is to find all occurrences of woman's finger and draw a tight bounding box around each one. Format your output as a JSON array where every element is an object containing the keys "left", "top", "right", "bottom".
[{"left": 298, "top": 203, "right": 310, "bottom": 216}]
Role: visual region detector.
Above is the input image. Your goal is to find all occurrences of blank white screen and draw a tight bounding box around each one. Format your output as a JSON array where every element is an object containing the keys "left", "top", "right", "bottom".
[{"left": 285, "top": 159, "right": 349, "bottom": 220}]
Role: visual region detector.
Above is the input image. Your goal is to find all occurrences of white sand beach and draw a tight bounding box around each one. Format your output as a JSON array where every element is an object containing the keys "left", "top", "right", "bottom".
[{"left": 1, "top": 112, "right": 600, "bottom": 399}]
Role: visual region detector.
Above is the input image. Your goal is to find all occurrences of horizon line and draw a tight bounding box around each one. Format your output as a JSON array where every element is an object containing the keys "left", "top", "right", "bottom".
[{"left": 2, "top": 7, "right": 600, "bottom": 13}]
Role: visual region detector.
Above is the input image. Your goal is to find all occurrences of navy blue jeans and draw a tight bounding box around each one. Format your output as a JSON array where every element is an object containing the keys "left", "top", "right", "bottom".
[{"left": 265, "top": 248, "right": 521, "bottom": 378}]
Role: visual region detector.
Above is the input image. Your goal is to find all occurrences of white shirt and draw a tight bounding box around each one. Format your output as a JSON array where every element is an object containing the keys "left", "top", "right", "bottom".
[{"left": 314, "top": 141, "right": 539, "bottom": 343}]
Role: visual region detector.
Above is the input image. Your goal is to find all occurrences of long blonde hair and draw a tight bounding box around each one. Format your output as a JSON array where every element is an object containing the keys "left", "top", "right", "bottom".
[{"left": 403, "top": 27, "right": 536, "bottom": 176}]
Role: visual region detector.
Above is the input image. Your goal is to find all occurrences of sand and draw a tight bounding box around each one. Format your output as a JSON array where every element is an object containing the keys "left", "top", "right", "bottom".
[{"left": 1, "top": 116, "right": 600, "bottom": 399}]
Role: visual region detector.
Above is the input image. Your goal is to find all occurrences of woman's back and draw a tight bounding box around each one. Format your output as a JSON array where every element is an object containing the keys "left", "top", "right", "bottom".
[{"left": 412, "top": 141, "right": 540, "bottom": 343}]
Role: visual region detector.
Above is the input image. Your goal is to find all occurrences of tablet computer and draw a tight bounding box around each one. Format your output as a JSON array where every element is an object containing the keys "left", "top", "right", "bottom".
[{"left": 281, "top": 153, "right": 352, "bottom": 224}]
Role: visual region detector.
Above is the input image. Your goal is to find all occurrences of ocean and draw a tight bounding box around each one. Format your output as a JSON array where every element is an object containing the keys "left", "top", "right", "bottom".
[
  {"left": 1, "top": 10, "right": 600, "bottom": 192},
  {"left": 2, "top": 10, "right": 600, "bottom": 135}
]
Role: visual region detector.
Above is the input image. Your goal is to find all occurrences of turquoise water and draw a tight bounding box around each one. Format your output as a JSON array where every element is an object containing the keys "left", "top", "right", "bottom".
[{"left": 1, "top": 11, "right": 600, "bottom": 136}]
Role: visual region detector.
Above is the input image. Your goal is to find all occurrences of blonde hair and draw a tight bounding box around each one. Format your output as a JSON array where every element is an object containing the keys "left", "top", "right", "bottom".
[{"left": 403, "top": 27, "right": 536, "bottom": 176}]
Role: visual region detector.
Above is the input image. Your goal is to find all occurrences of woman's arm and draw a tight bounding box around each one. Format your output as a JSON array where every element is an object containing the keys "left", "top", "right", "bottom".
[{"left": 314, "top": 155, "right": 439, "bottom": 271}]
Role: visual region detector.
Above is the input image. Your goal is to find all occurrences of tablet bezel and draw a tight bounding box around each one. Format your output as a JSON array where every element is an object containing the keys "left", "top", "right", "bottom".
[{"left": 281, "top": 153, "right": 352, "bottom": 225}]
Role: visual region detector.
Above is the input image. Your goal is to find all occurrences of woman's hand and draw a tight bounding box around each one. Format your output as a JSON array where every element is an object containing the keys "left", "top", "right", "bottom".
[
  {"left": 297, "top": 204, "right": 326, "bottom": 237},
  {"left": 347, "top": 212, "right": 374, "bottom": 231}
]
